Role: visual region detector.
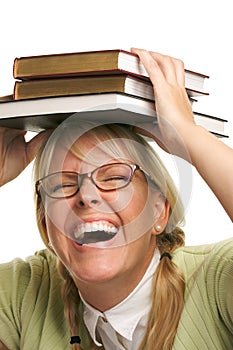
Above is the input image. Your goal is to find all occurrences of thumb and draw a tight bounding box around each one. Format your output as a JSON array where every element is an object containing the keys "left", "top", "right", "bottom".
[{"left": 26, "top": 130, "right": 53, "bottom": 164}]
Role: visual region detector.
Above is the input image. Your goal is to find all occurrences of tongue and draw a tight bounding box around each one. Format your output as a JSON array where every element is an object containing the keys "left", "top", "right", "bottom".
[{"left": 77, "top": 230, "right": 116, "bottom": 245}]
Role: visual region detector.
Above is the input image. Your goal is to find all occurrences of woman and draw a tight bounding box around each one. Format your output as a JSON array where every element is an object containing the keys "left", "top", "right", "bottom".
[{"left": 0, "top": 49, "right": 232, "bottom": 350}]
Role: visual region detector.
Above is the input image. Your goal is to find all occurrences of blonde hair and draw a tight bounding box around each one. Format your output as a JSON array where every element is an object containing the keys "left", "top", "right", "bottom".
[{"left": 34, "top": 121, "right": 185, "bottom": 350}]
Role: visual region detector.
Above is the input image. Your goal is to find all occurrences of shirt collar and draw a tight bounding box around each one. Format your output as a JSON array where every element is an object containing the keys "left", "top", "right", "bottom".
[{"left": 80, "top": 248, "right": 160, "bottom": 345}]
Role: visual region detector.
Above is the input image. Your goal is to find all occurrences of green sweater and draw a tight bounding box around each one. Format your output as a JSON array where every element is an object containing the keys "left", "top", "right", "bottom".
[{"left": 0, "top": 238, "right": 232, "bottom": 349}]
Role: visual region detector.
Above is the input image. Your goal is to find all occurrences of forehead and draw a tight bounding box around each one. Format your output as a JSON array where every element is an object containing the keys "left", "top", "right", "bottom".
[{"left": 48, "top": 134, "right": 132, "bottom": 172}]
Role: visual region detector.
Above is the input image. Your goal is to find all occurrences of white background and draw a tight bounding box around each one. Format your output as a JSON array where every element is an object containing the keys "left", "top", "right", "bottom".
[{"left": 0, "top": 0, "right": 232, "bottom": 262}]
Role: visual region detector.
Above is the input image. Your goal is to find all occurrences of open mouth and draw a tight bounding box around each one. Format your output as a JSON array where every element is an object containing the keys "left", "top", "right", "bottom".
[
  {"left": 72, "top": 221, "right": 119, "bottom": 245},
  {"left": 76, "top": 230, "right": 117, "bottom": 245}
]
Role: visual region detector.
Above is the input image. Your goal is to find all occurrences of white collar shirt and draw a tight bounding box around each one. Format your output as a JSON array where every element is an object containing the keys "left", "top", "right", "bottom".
[{"left": 79, "top": 249, "right": 160, "bottom": 349}]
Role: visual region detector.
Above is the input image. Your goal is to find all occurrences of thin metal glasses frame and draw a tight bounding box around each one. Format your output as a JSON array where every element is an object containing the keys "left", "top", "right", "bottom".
[{"left": 35, "top": 163, "right": 147, "bottom": 199}]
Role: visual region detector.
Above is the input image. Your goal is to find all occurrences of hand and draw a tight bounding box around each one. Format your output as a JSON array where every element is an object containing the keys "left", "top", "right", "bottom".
[
  {"left": 131, "top": 48, "right": 197, "bottom": 159},
  {"left": 0, "top": 127, "right": 51, "bottom": 186},
  {"left": 131, "top": 49, "right": 233, "bottom": 220}
]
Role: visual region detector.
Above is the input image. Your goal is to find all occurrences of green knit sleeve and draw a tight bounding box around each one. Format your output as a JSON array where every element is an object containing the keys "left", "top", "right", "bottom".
[
  {"left": 0, "top": 257, "right": 31, "bottom": 349},
  {"left": 173, "top": 238, "right": 233, "bottom": 349},
  {"left": 0, "top": 250, "right": 69, "bottom": 350},
  {"left": 207, "top": 239, "right": 233, "bottom": 334}
]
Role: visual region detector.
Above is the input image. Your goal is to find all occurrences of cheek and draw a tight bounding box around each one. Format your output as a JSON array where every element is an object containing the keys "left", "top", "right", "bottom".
[
  {"left": 101, "top": 183, "right": 156, "bottom": 230},
  {"left": 44, "top": 199, "right": 73, "bottom": 240},
  {"left": 115, "top": 183, "right": 153, "bottom": 220},
  {"left": 112, "top": 184, "right": 157, "bottom": 239},
  {"left": 101, "top": 185, "right": 136, "bottom": 214},
  {"left": 45, "top": 214, "right": 74, "bottom": 272}
]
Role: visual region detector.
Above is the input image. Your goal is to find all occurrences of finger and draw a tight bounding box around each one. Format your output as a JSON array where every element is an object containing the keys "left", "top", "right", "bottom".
[
  {"left": 170, "top": 57, "right": 185, "bottom": 86},
  {"left": 132, "top": 48, "right": 185, "bottom": 87},
  {"left": 149, "top": 51, "right": 180, "bottom": 85},
  {"left": 0, "top": 127, "right": 26, "bottom": 146},
  {"left": 148, "top": 51, "right": 186, "bottom": 88},
  {"left": 0, "top": 126, "right": 26, "bottom": 136},
  {"left": 25, "top": 130, "right": 53, "bottom": 164},
  {"left": 131, "top": 48, "right": 166, "bottom": 89}
]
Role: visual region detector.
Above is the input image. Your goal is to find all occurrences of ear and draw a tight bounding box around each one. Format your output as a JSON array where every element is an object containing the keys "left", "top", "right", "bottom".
[{"left": 151, "top": 193, "right": 170, "bottom": 236}]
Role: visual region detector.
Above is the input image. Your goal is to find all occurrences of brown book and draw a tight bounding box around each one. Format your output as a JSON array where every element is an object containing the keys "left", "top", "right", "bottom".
[
  {"left": 13, "top": 49, "right": 209, "bottom": 93},
  {"left": 0, "top": 95, "right": 14, "bottom": 102},
  {"left": 14, "top": 74, "right": 155, "bottom": 101},
  {"left": 14, "top": 73, "right": 207, "bottom": 101}
]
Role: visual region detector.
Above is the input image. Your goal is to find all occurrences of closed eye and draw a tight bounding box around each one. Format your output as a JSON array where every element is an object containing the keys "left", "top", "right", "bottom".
[
  {"left": 50, "top": 183, "right": 77, "bottom": 193},
  {"left": 103, "top": 176, "right": 128, "bottom": 181}
]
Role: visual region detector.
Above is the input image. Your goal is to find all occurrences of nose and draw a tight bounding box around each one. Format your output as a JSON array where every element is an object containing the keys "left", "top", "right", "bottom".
[{"left": 75, "top": 176, "right": 102, "bottom": 209}]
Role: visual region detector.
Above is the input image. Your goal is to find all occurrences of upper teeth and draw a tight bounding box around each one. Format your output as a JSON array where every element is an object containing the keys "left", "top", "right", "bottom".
[{"left": 73, "top": 221, "right": 118, "bottom": 238}]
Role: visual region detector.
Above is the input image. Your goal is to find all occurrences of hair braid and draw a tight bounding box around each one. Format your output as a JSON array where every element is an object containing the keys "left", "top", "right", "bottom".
[
  {"left": 57, "top": 261, "right": 104, "bottom": 350},
  {"left": 139, "top": 227, "right": 185, "bottom": 350},
  {"left": 57, "top": 261, "right": 82, "bottom": 350}
]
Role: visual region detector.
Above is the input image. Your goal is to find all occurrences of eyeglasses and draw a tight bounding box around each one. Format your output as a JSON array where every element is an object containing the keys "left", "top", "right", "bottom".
[{"left": 35, "top": 163, "right": 146, "bottom": 199}]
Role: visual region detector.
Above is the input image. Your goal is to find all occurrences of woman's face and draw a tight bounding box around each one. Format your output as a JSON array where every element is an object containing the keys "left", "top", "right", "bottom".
[{"left": 43, "top": 134, "right": 169, "bottom": 287}]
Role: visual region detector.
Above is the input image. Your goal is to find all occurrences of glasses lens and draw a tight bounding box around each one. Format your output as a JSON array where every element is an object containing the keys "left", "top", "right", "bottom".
[
  {"left": 41, "top": 172, "right": 79, "bottom": 198},
  {"left": 94, "top": 164, "right": 133, "bottom": 190}
]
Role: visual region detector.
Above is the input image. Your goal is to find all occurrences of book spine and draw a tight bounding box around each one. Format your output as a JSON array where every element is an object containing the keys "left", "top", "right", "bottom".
[{"left": 13, "top": 58, "right": 19, "bottom": 79}]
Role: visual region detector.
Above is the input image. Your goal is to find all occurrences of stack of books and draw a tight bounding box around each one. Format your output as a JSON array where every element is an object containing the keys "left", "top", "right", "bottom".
[{"left": 0, "top": 49, "right": 228, "bottom": 137}]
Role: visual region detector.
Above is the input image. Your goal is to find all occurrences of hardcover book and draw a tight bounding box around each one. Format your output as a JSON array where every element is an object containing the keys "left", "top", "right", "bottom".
[
  {"left": 13, "top": 49, "right": 209, "bottom": 93},
  {"left": 13, "top": 74, "right": 207, "bottom": 101},
  {"left": 0, "top": 93, "right": 227, "bottom": 137}
]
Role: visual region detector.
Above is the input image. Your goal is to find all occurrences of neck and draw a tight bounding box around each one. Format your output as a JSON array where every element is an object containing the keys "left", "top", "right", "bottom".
[{"left": 74, "top": 248, "right": 155, "bottom": 312}]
